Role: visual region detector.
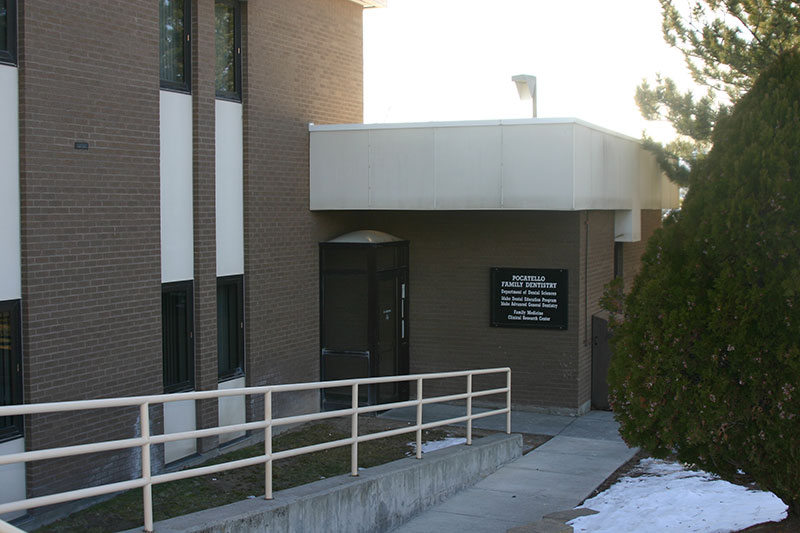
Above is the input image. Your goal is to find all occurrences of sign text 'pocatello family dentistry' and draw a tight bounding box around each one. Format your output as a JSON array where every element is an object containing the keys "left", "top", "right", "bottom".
[{"left": 490, "top": 268, "right": 568, "bottom": 329}]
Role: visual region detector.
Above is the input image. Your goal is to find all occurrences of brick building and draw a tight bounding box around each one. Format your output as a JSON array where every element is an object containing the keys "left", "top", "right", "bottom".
[{"left": 0, "top": 0, "right": 677, "bottom": 521}]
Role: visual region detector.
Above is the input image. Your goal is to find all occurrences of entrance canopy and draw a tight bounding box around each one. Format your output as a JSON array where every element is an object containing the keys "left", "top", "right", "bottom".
[
  {"left": 326, "top": 229, "right": 404, "bottom": 244},
  {"left": 309, "top": 118, "right": 680, "bottom": 242}
]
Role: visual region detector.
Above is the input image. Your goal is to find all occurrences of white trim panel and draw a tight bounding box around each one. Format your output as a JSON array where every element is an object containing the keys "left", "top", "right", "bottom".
[
  {"left": 369, "top": 128, "right": 436, "bottom": 209},
  {"left": 160, "top": 91, "right": 194, "bottom": 283},
  {"left": 215, "top": 100, "right": 244, "bottom": 277},
  {"left": 0, "top": 437, "right": 26, "bottom": 521},
  {"left": 310, "top": 120, "right": 681, "bottom": 212},
  {"left": 164, "top": 399, "right": 197, "bottom": 464},
  {"left": 0, "top": 65, "right": 20, "bottom": 301},
  {"left": 501, "top": 123, "right": 573, "bottom": 209},
  {"left": 217, "top": 377, "right": 246, "bottom": 444}
]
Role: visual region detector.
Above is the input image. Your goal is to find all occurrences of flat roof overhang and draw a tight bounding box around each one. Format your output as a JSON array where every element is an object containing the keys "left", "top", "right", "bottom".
[
  {"left": 309, "top": 118, "right": 680, "bottom": 242},
  {"left": 348, "top": 0, "right": 387, "bottom": 7}
]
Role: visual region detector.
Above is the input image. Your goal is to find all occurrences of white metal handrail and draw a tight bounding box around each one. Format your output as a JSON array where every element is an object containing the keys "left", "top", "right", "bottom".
[{"left": 0, "top": 367, "right": 511, "bottom": 533}]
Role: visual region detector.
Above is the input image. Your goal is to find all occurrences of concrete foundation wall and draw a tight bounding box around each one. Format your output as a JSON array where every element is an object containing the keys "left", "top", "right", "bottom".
[{"left": 130, "top": 433, "right": 522, "bottom": 533}]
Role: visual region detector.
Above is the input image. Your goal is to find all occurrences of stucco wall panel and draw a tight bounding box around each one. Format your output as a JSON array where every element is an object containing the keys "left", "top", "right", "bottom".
[{"left": 0, "top": 65, "right": 20, "bottom": 301}]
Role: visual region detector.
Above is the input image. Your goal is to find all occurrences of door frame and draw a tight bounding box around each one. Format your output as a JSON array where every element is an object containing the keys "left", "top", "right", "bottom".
[{"left": 319, "top": 239, "right": 410, "bottom": 409}]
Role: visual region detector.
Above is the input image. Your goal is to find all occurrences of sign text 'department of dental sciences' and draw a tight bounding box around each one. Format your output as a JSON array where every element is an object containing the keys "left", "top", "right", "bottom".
[{"left": 490, "top": 268, "right": 568, "bottom": 329}]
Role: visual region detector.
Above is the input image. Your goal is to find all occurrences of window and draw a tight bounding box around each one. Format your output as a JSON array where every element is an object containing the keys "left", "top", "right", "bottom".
[
  {"left": 614, "top": 242, "right": 624, "bottom": 279},
  {"left": 0, "top": 0, "right": 17, "bottom": 65},
  {"left": 0, "top": 300, "right": 22, "bottom": 442},
  {"left": 217, "top": 275, "right": 244, "bottom": 380},
  {"left": 215, "top": 0, "right": 241, "bottom": 101},
  {"left": 162, "top": 281, "right": 194, "bottom": 393},
  {"left": 160, "top": 0, "right": 191, "bottom": 92}
]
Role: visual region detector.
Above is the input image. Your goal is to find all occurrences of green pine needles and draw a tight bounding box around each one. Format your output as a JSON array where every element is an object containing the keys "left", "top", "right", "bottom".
[
  {"left": 638, "top": 0, "right": 800, "bottom": 184},
  {"left": 607, "top": 49, "right": 800, "bottom": 516}
]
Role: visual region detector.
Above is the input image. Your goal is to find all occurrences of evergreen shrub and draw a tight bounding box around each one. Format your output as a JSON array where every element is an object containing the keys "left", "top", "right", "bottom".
[{"left": 606, "top": 50, "right": 800, "bottom": 515}]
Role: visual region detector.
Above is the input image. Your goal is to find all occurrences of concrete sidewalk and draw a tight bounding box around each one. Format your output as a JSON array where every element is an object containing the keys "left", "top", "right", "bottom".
[{"left": 379, "top": 405, "right": 636, "bottom": 533}]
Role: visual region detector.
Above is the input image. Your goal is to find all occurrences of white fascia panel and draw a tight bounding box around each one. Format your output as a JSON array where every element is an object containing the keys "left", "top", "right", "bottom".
[
  {"left": 434, "top": 125, "right": 502, "bottom": 209},
  {"left": 218, "top": 376, "right": 246, "bottom": 444},
  {"left": 308, "top": 119, "right": 676, "bottom": 212},
  {"left": 615, "top": 208, "right": 642, "bottom": 242},
  {"left": 501, "top": 123, "right": 574, "bottom": 209},
  {"left": 661, "top": 172, "right": 681, "bottom": 209},
  {"left": 0, "top": 437, "right": 25, "bottom": 521},
  {"left": 215, "top": 100, "right": 244, "bottom": 277},
  {"left": 368, "top": 128, "right": 436, "bottom": 209},
  {"left": 348, "top": 0, "right": 387, "bottom": 7},
  {"left": 0, "top": 65, "right": 20, "bottom": 301},
  {"left": 164, "top": 399, "right": 197, "bottom": 463},
  {"left": 160, "top": 91, "right": 194, "bottom": 283},
  {"left": 310, "top": 129, "right": 370, "bottom": 209}
]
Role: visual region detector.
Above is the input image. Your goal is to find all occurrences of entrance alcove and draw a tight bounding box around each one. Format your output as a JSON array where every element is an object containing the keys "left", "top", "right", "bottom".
[{"left": 319, "top": 230, "right": 409, "bottom": 410}]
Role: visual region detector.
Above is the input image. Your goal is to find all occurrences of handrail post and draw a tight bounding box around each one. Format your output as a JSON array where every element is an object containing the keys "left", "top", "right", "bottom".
[
  {"left": 506, "top": 369, "right": 512, "bottom": 434},
  {"left": 415, "top": 377, "right": 423, "bottom": 459},
  {"left": 351, "top": 383, "right": 359, "bottom": 476},
  {"left": 466, "top": 373, "right": 473, "bottom": 445},
  {"left": 140, "top": 403, "right": 153, "bottom": 533},
  {"left": 264, "top": 390, "right": 273, "bottom": 500}
]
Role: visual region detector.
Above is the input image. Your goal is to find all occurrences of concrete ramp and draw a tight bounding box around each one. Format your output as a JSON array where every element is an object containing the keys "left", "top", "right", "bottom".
[{"left": 127, "top": 433, "right": 522, "bottom": 533}]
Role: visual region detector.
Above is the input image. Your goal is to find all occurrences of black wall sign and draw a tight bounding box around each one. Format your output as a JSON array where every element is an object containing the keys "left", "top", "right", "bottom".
[{"left": 490, "top": 268, "right": 568, "bottom": 329}]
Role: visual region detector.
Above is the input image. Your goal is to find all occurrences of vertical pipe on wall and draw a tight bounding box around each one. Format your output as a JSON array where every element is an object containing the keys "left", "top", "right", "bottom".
[{"left": 584, "top": 212, "right": 589, "bottom": 346}]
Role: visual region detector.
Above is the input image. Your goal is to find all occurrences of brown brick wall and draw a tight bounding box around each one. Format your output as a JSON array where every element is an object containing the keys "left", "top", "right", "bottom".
[
  {"left": 321, "top": 211, "right": 586, "bottom": 412},
  {"left": 621, "top": 209, "right": 662, "bottom": 292},
  {"left": 577, "top": 210, "right": 615, "bottom": 411},
  {"left": 15, "top": 0, "right": 366, "bottom": 505},
  {"left": 242, "top": 0, "right": 364, "bottom": 418},
  {"left": 18, "top": 1, "right": 163, "bottom": 497},
  {"left": 191, "top": 0, "right": 219, "bottom": 453}
]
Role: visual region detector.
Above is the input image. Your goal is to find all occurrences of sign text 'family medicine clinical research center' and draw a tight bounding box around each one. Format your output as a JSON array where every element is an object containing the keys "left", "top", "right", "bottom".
[{"left": 490, "top": 268, "right": 568, "bottom": 329}]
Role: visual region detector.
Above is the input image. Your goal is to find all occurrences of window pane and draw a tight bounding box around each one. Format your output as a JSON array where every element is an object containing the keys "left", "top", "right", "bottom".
[
  {"left": 215, "top": 2, "right": 236, "bottom": 94},
  {"left": 162, "top": 284, "right": 193, "bottom": 392},
  {"left": 0, "top": 310, "right": 12, "bottom": 410},
  {"left": 0, "top": 304, "right": 21, "bottom": 436},
  {"left": 0, "top": 0, "right": 7, "bottom": 53},
  {"left": 322, "top": 247, "right": 368, "bottom": 272},
  {"left": 217, "top": 277, "right": 243, "bottom": 379},
  {"left": 322, "top": 272, "right": 368, "bottom": 352},
  {"left": 160, "top": 0, "right": 186, "bottom": 86}
]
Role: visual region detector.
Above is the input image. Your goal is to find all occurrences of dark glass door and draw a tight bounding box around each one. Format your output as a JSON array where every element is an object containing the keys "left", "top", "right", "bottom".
[{"left": 320, "top": 237, "right": 409, "bottom": 409}]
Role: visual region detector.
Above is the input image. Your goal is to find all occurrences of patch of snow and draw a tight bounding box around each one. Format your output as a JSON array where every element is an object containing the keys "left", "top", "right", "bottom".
[
  {"left": 407, "top": 437, "right": 467, "bottom": 454},
  {"left": 569, "top": 458, "right": 787, "bottom": 533}
]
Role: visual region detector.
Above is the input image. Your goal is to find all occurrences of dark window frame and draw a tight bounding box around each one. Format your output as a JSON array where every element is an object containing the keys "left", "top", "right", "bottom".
[
  {"left": 159, "top": 0, "right": 192, "bottom": 93},
  {"left": 162, "top": 280, "right": 195, "bottom": 393},
  {"left": 0, "top": 0, "right": 17, "bottom": 66},
  {"left": 217, "top": 274, "right": 244, "bottom": 381},
  {"left": 614, "top": 242, "right": 624, "bottom": 279},
  {"left": 214, "top": 0, "right": 242, "bottom": 102},
  {"left": 0, "top": 299, "right": 23, "bottom": 442}
]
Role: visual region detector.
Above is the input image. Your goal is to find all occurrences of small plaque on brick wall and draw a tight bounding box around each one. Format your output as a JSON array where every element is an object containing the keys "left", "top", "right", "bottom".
[{"left": 490, "top": 267, "right": 568, "bottom": 329}]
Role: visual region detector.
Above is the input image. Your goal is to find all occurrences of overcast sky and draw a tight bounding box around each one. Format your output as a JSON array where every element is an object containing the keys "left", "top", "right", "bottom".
[{"left": 364, "top": 0, "right": 696, "bottom": 143}]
